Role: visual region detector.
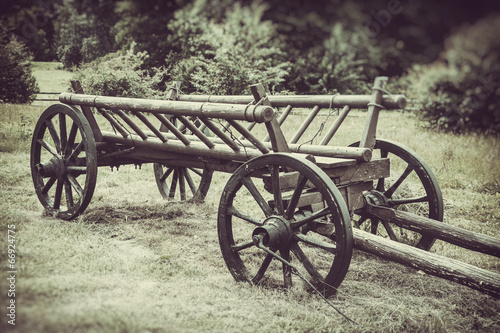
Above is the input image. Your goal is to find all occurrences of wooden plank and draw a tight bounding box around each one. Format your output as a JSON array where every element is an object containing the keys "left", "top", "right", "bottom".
[
  {"left": 250, "top": 84, "right": 289, "bottom": 153},
  {"left": 70, "top": 81, "right": 103, "bottom": 142},
  {"left": 352, "top": 228, "right": 500, "bottom": 298},
  {"left": 322, "top": 158, "right": 390, "bottom": 186}
]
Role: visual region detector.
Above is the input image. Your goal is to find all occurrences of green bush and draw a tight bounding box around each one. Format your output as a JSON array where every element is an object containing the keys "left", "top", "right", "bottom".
[
  {"left": 0, "top": 37, "right": 39, "bottom": 103},
  {"left": 167, "top": 1, "right": 290, "bottom": 95},
  {"left": 73, "top": 46, "right": 166, "bottom": 98},
  {"left": 57, "top": 3, "right": 117, "bottom": 68},
  {"left": 409, "top": 15, "right": 500, "bottom": 135}
]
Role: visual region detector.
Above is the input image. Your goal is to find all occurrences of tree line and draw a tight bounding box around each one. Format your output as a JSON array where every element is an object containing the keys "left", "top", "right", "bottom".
[{"left": 1, "top": 0, "right": 499, "bottom": 134}]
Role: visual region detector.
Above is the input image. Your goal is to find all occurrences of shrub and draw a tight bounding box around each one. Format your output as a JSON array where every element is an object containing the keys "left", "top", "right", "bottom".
[
  {"left": 56, "top": 4, "right": 117, "bottom": 68},
  {"left": 167, "top": 1, "right": 290, "bottom": 95},
  {"left": 0, "top": 37, "right": 39, "bottom": 103},
  {"left": 409, "top": 15, "right": 500, "bottom": 135},
  {"left": 73, "top": 46, "right": 166, "bottom": 98}
]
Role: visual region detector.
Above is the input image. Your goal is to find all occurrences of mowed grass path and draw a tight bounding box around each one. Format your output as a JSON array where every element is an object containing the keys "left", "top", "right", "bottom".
[{"left": 0, "top": 64, "right": 499, "bottom": 332}]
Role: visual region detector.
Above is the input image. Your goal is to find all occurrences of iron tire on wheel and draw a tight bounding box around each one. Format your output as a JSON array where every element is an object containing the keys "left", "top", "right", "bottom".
[
  {"left": 350, "top": 139, "right": 444, "bottom": 250},
  {"left": 31, "top": 104, "right": 98, "bottom": 220},
  {"left": 218, "top": 153, "right": 353, "bottom": 297}
]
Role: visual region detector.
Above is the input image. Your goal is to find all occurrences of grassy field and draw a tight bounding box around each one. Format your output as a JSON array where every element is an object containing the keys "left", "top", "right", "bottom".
[{"left": 0, "top": 63, "right": 499, "bottom": 332}]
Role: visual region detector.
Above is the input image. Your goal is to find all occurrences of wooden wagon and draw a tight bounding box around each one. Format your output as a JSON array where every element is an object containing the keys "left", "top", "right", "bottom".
[{"left": 30, "top": 77, "right": 500, "bottom": 298}]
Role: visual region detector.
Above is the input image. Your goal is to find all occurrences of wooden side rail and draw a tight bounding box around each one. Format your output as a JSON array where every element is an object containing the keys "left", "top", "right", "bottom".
[
  {"left": 174, "top": 93, "right": 407, "bottom": 110},
  {"left": 59, "top": 93, "right": 275, "bottom": 123}
]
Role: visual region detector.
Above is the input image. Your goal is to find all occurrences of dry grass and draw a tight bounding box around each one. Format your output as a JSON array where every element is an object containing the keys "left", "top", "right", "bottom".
[{"left": 0, "top": 72, "right": 499, "bottom": 332}]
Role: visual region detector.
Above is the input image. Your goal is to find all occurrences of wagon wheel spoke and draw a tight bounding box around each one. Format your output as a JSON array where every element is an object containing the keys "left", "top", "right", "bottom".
[
  {"left": 178, "top": 168, "right": 186, "bottom": 200},
  {"left": 59, "top": 114, "right": 68, "bottom": 157},
  {"left": 66, "top": 142, "right": 84, "bottom": 164},
  {"left": 67, "top": 174, "right": 84, "bottom": 198},
  {"left": 42, "top": 176, "right": 57, "bottom": 194},
  {"left": 285, "top": 174, "right": 308, "bottom": 219},
  {"left": 381, "top": 220, "right": 398, "bottom": 241},
  {"left": 189, "top": 167, "right": 203, "bottom": 177},
  {"left": 184, "top": 168, "right": 197, "bottom": 195},
  {"left": 227, "top": 206, "right": 262, "bottom": 226},
  {"left": 281, "top": 248, "right": 293, "bottom": 288},
  {"left": 290, "top": 242, "right": 323, "bottom": 283},
  {"left": 252, "top": 253, "right": 274, "bottom": 284},
  {"left": 385, "top": 164, "right": 414, "bottom": 198},
  {"left": 389, "top": 195, "right": 429, "bottom": 206},
  {"left": 241, "top": 176, "right": 272, "bottom": 217},
  {"left": 64, "top": 178, "right": 74, "bottom": 208},
  {"left": 53, "top": 179, "right": 63, "bottom": 210},
  {"left": 45, "top": 119, "right": 62, "bottom": 154},
  {"left": 270, "top": 165, "right": 284, "bottom": 215},
  {"left": 169, "top": 169, "right": 179, "bottom": 199},
  {"left": 370, "top": 218, "right": 380, "bottom": 234},
  {"left": 294, "top": 233, "right": 337, "bottom": 254},
  {"left": 66, "top": 122, "right": 78, "bottom": 156},
  {"left": 66, "top": 166, "right": 87, "bottom": 177},
  {"left": 38, "top": 139, "right": 58, "bottom": 156},
  {"left": 291, "top": 207, "right": 330, "bottom": 229},
  {"left": 160, "top": 167, "right": 174, "bottom": 183}
]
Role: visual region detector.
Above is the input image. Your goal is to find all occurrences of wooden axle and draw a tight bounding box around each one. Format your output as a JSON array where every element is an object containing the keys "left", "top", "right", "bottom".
[{"left": 59, "top": 93, "right": 276, "bottom": 123}]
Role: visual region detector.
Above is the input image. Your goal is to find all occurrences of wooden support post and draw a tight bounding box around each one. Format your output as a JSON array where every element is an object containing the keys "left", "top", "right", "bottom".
[
  {"left": 114, "top": 109, "right": 149, "bottom": 140},
  {"left": 132, "top": 111, "right": 168, "bottom": 143},
  {"left": 320, "top": 105, "right": 351, "bottom": 146},
  {"left": 70, "top": 81, "right": 103, "bottom": 142},
  {"left": 198, "top": 117, "right": 240, "bottom": 152},
  {"left": 161, "top": 81, "right": 181, "bottom": 132},
  {"left": 352, "top": 228, "right": 500, "bottom": 298},
  {"left": 227, "top": 119, "right": 269, "bottom": 154},
  {"left": 250, "top": 84, "right": 289, "bottom": 153},
  {"left": 359, "top": 76, "right": 387, "bottom": 149},
  {"left": 290, "top": 106, "right": 321, "bottom": 144},
  {"left": 154, "top": 114, "right": 191, "bottom": 146},
  {"left": 264, "top": 105, "right": 293, "bottom": 142},
  {"left": 176, "top": 115, "right": 215, "bottom": 149},
  {"left": 96, "top": 107, "right": 129, "bottom": 138}
]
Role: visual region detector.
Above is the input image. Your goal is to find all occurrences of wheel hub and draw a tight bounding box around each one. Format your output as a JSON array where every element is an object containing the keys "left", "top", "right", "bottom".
[
  {"left": 36, "top": 155, "right": 66, "bottom": 179},
  {"left": 252, "top": 216, "right": 292, "bottom": 250},
  {"left": 363, "top": 190, "right": 389, "bottom": 206}
]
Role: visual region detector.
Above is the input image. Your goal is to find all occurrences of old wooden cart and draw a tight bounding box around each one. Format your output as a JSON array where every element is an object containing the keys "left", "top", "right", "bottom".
[{"left": 30, "top": 77, "right": 500, "bottom": 297}]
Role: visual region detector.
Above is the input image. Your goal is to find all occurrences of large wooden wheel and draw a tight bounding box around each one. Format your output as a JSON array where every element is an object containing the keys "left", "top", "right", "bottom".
[
  {"left": 153, "top": 164, "right": 213, "bottom": 201},
  {"left": 351, "top": 139, "right": 444, "bottom": 250},
  {"left": 218, "top": 153, "right": 353, "bottom": 297},
  {"left": 31, "top": 104, "right": 98, "bottom": 220}
]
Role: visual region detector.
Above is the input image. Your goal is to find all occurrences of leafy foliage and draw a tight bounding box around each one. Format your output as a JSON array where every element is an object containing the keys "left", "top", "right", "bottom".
[
  {"left": 168, "top": 1, "right": 290, "bottom": 95},
  {"left": 0, "top": 35, "right": 39, "bottom": 103},
  {"left": 73, "top": 45, "right": 166, "bottom": 98},
  {"left": 56, "top": 0, "right": 118, "bottom": 68},
  {"left": 409, "top": 15, "right": 500, "bottom": 135}
]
